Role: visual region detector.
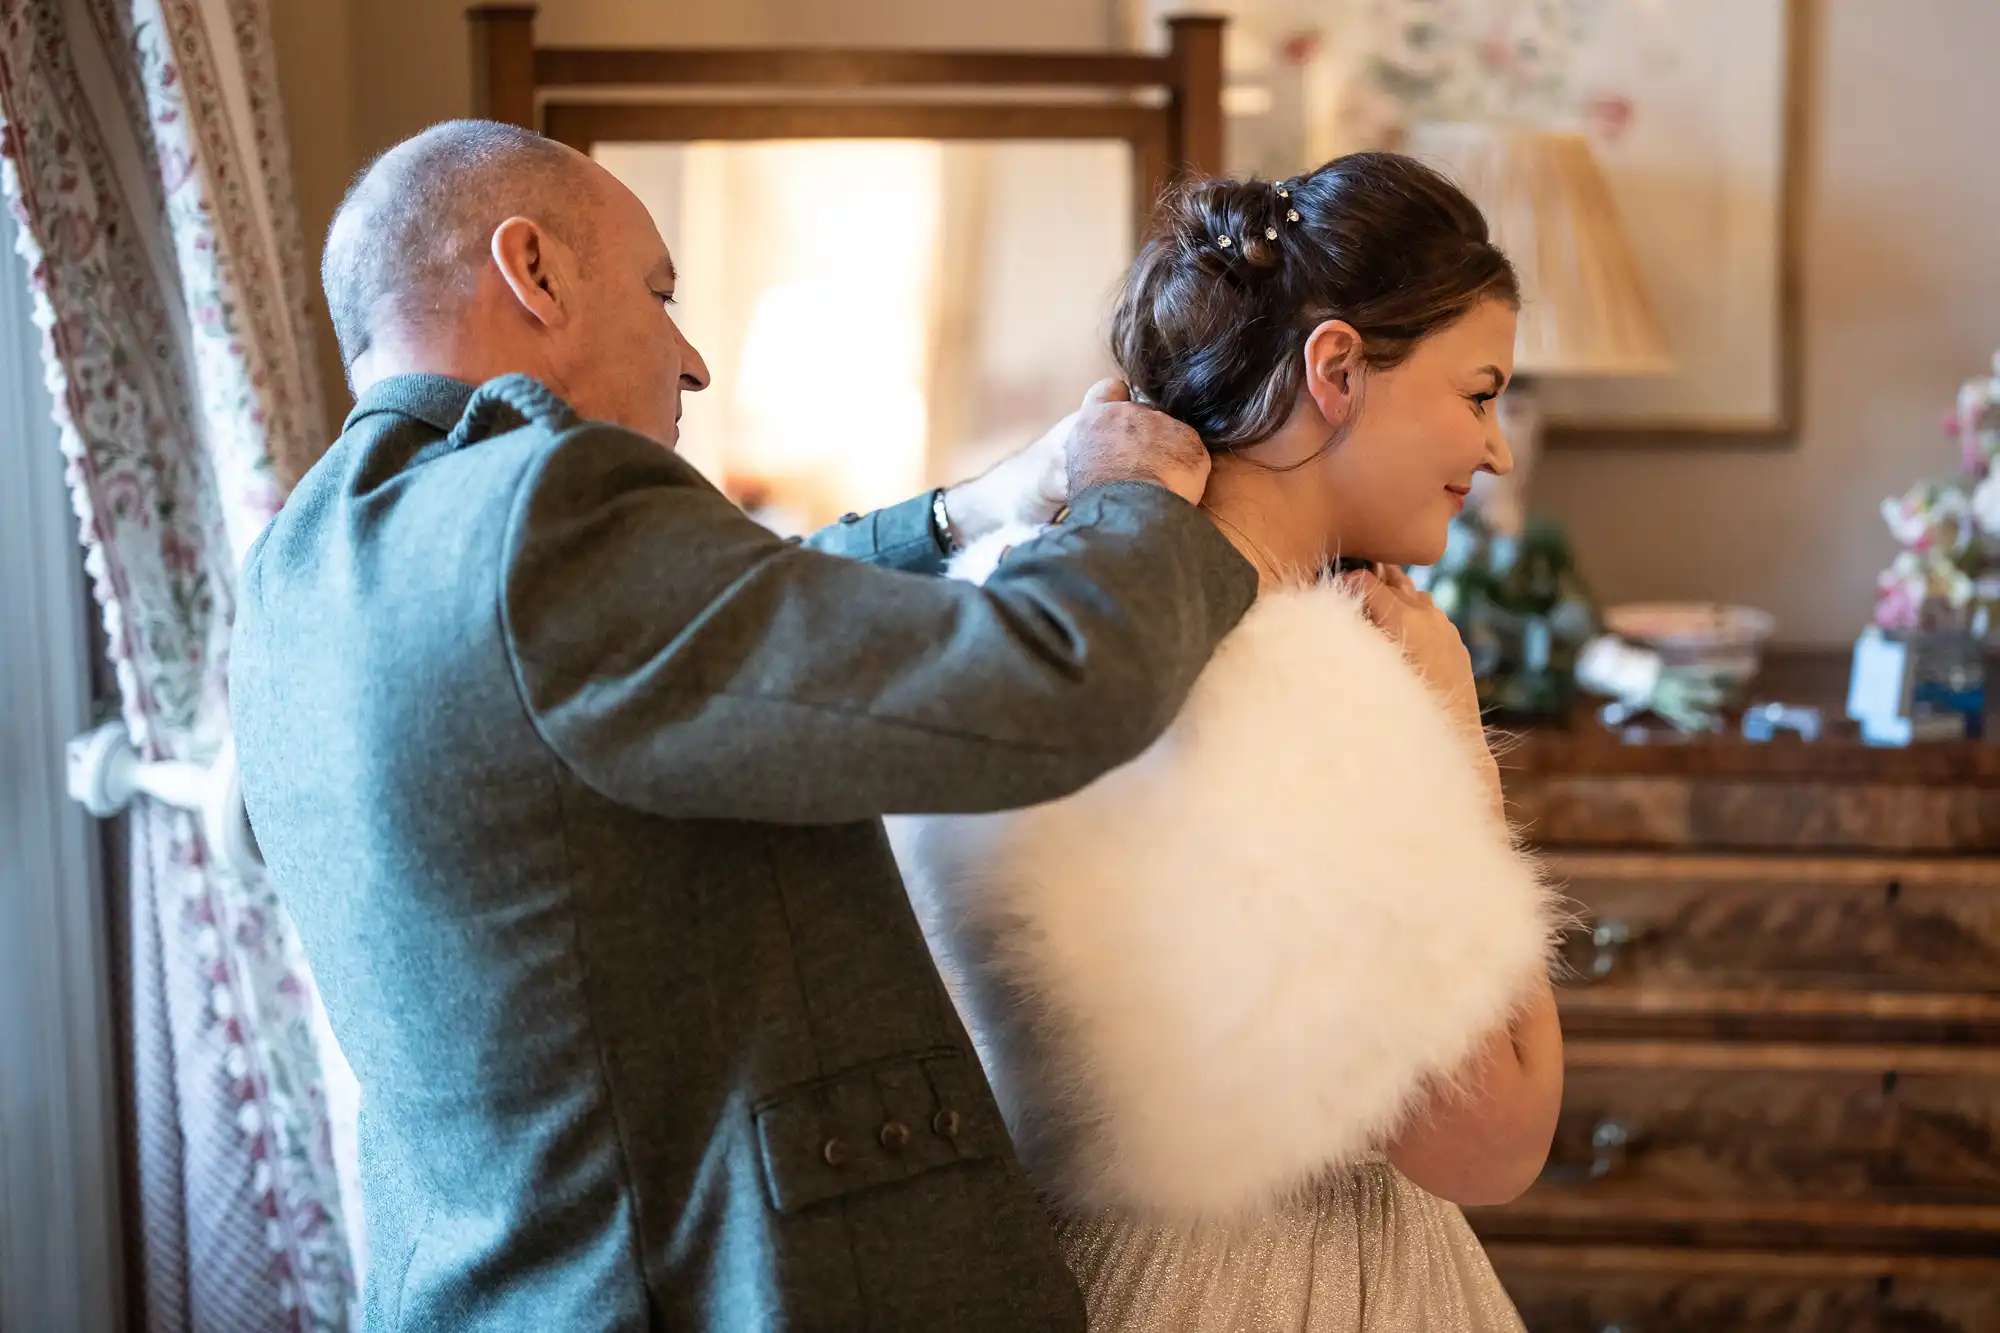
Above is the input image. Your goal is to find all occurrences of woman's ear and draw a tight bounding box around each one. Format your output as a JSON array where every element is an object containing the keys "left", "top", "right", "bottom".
[{"left": 1302, "top": 319, "right": 1365, "bottom": 429}]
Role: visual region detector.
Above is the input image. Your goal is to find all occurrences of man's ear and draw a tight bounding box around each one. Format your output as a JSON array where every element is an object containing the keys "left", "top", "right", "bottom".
[
  {"left": 490, "top": 216, "right": 570, "bottom": 331},
  {"left": 1302, "top": 319, "right": 1365, "bottom": 428}
]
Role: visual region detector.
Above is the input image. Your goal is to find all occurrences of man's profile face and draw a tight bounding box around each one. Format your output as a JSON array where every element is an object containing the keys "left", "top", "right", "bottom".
[{"left": 562, "top": 167, "right": 711, "bottom": 447}]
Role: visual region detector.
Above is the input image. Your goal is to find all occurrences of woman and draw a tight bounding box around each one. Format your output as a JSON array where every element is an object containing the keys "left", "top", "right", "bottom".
[{"left": 891, "top": 153, "right": 1565, "bottom": 1331}]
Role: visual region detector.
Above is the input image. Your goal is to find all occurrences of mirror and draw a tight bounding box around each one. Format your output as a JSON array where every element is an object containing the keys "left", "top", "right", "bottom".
[{"left": 598, "top": 140, "right": 1134, "bottom": 533}]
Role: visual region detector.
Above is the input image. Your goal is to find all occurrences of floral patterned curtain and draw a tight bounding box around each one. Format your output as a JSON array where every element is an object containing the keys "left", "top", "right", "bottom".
[{"left": 0, "top": 0, "right": 352, "bottom": 1327}]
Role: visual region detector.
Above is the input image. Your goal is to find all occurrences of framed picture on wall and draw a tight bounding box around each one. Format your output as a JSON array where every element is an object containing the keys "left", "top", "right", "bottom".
[{"left": 1126, "top": 0, "right": 1808, "bottom": 440}]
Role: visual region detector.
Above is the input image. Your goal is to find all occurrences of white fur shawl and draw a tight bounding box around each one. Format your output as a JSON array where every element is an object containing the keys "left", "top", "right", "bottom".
[{"left": 887, "top": 528, "right": 1561, "bottom": 1221}]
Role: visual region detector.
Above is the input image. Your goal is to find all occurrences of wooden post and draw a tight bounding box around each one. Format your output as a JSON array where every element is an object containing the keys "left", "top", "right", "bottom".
[
  {"left": 1166, "top": 15, "right": 1226, "bottom": 181},
  {"left": 468, "top": 6, "right": 538, "bottom": 130},
  {"left": 1131, "top": 126, "right": 1171, "bottom": 244}
]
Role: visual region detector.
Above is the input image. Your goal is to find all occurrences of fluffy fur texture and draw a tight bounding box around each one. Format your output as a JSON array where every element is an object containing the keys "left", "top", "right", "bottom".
[{"left": 888, "top": 525, "right": 1561, "bottom": 1220}]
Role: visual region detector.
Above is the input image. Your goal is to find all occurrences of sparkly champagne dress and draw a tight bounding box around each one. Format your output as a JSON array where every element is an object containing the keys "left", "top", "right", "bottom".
[
  {"left": 1053, "top": 1162, "right": 1524, "bottom": 1331},
  {"left": 891, "top": 554, "right": 1554, "bottom": 1332}
]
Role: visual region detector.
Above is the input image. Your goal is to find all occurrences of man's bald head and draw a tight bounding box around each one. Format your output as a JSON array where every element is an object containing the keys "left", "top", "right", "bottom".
[
  {"left": 322, "top": 120, "right": 602, "bottom": 378},
  {"left": 322, "top": 118, "right": 709, "bottom": 444}
]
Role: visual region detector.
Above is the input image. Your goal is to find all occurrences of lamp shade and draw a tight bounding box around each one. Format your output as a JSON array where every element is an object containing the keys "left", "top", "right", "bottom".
[{"left": 1407, "top": 122, "right": 1671, "bottom": 378}]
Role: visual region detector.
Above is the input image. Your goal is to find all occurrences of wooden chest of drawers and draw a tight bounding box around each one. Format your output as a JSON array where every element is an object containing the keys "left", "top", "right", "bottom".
[{"left": 1480, "top": 654, "right": 2000, "bottom": 1332}]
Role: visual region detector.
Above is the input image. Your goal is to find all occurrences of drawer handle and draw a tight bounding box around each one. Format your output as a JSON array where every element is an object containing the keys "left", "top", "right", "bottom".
[
  {"left": 1590, "top": 921, "right": 1632, "bottom": 978},
  {"left": 1539, "top": 1118, "right": 1639, "bottom": 1184},
  {"left": 1589, "top": 1118, "right": 1632, "bottom": 1172},
  {"left": 1565, "top": 919, "right": 1638, "bottom": 982}
]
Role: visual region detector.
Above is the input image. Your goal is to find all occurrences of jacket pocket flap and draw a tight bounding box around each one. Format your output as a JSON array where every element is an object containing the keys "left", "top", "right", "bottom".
[{"left": 754, "top": 1048, "right": 999, "bottom": 1214}]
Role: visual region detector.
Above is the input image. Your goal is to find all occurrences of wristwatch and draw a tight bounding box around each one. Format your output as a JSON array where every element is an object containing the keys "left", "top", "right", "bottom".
[{"left": 930, "top": 487, "right": 963, "bottom": 555}]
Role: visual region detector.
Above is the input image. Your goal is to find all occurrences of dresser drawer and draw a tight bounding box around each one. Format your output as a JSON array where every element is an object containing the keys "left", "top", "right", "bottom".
[
  {"left": 1475, "top": 1042, "right": 2000, "bottom": 1254},
  {"left": 1490, "top": 1246, "right": 2000, "bottom": 1333},
  {"left": 1509, "top": 776, "right": 2000, "bottom": 853},
  {"left": 1550, "top": 855, "right": 2000, "bottom": 1043}
]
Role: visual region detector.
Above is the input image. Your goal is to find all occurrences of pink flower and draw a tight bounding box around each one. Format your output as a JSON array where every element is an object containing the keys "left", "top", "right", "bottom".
[
  {"left": 160, "top": 528, "right": 201, "bottom": 576},
  {"left": 1960, "top": 379, "right": 2000, "bottom": 472},
  {"left": 1586, "top": 93, "right": 1636, "bottom": 144},
  {"left": 49, "top": 311, "right": 90, "bottom": 362},
  {"left": 1882, "top": 488, "right": 1935, "bottom": 547},
  {"left": 1882, "top": 481, "right": 1970, "bottom": 553},
  {"left": 49, "top": 210, "right": 96, "bottom": 263},
  {"left": 1874, "top": 574, "right": 1922, "bottom": 631},
  {"left": 1280, "top": 30, "right": 1322, "bottom": 66}
]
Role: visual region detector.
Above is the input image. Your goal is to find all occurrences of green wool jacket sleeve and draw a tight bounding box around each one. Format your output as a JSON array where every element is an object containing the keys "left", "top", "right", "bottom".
[
  {"left": 798, "top": 487, "right": 953, "bottom": 574},
  {"left": 501, "top": 423, "right": 1257, "bottom": 824}
]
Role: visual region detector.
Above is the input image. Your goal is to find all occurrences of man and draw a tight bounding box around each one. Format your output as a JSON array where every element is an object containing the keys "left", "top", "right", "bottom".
[{"left": 231, "top": 119, "right": 1255, "bottom": 1331}]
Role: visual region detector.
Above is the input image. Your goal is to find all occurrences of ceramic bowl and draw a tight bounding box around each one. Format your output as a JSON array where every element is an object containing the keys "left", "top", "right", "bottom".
[{"left": 1602, "top": 602, "right": 1778, "bottom": 687}]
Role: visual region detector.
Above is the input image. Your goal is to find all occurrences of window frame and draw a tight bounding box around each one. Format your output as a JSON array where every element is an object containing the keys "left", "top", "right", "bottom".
[{"left": 0, "top": 208, "right": 127, "bottom": 1333}]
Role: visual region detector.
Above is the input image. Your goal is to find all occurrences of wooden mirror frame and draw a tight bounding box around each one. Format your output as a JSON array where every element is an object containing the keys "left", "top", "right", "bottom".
[{"left": 466, "top": 5, "right": 1226, "bottom": 242}]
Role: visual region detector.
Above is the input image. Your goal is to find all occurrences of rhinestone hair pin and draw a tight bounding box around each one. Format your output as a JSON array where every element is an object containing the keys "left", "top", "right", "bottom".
[
  {"left": 1216, "top": 235, "right": 1234, "bottom": 249},
  {"left": 1277, "top": 179, "right": 1302, "bottom": 224}
]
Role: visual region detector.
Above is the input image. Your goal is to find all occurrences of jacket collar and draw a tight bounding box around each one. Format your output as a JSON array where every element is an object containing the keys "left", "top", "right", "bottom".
[{"left": 342, "top": 374, "right": 479, "bottom": 436}]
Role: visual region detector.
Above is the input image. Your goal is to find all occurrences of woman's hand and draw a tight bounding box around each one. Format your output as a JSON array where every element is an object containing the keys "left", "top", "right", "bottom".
[
  {"left": 1341, "top": 566, "right": 1478, "bottom": 723},
  {"left": 1342, "top": 565, "right": 1506, "bottom": 823},
  {"left": 1343, "top": 568, "right": 1501, "bottom": 787}
]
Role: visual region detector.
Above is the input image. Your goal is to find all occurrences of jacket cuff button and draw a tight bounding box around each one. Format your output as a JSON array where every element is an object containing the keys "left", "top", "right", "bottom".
[
  {"left": 879, "top": 1121, "right": 911, "bottom": 1151},
  {"left": 821, "top": 1137, "right": 851, "bottom": 1167},
  {"left": 931, "top": 1109, "right": 961, "bottom": 1140}
]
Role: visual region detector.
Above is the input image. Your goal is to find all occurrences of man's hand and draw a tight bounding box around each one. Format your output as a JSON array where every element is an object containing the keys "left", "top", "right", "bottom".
[
  {"left": 943, "top": 379, "right": 1210, "bottom": 545},
  {"left": 1065, "top": 379, "right": 1210, "bottom": 507}
]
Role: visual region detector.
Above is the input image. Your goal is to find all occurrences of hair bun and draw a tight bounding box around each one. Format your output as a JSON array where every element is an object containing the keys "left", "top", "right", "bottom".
[{"left": 1166, "top": 177, "right": 1288, "bottom": 281}]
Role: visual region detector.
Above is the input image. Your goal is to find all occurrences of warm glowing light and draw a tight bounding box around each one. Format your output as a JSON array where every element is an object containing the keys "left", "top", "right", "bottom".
[{"left": 597, "top": 138, "right": 1130, "bottom": 535}]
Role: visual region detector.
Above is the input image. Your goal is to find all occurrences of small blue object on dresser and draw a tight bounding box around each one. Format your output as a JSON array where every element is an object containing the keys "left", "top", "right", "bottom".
[
  {"left": 1741, "top": 702, "right": 1822, "bottom": 743},
  {"left": 1847, "top": 626, "right": 1985, "bottom": 745}
]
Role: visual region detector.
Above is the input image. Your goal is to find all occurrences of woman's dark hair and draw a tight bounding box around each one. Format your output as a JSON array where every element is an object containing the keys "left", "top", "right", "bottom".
[{"left": 1111, "top": 152, "right": 1519, "bottom": 453}]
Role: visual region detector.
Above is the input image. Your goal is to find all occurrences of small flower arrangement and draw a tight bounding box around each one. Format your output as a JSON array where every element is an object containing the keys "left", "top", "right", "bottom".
[{"left": 1873, "top": 352, "right": 2000, "bottom": 634}]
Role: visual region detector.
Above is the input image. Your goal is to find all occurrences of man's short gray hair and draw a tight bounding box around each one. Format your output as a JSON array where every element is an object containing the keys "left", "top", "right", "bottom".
[{"left": 322, "top": 120, "right": 596, "bottom": 380}]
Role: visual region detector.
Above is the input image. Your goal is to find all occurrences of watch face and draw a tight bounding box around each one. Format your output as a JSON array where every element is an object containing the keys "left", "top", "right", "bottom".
[{"left": 932, "top": 489, "right": 962, "bottom": 553}]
